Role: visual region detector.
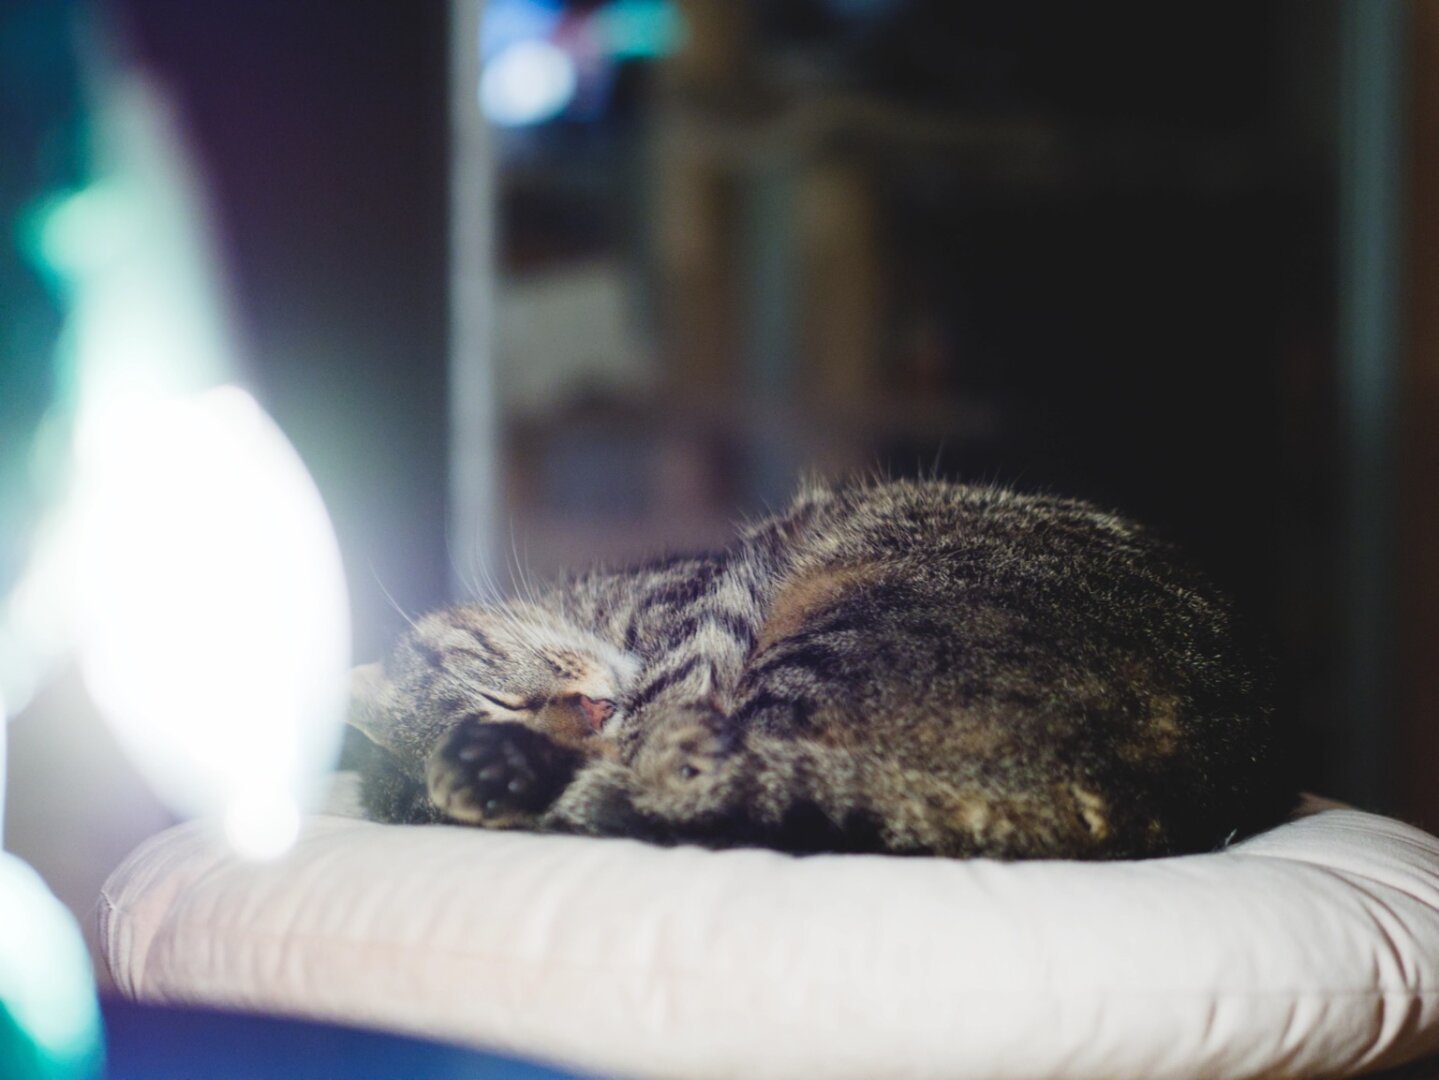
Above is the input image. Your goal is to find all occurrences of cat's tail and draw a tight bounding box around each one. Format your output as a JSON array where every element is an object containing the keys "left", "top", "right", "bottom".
[{"left": 721, "top": 736, "right": 1148, "bottom": 859}]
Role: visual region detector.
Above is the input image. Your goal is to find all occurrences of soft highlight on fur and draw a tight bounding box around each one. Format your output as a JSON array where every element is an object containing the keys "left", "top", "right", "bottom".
[{"left": 351, "top": 477, "right": 1294, "bottom": 859}]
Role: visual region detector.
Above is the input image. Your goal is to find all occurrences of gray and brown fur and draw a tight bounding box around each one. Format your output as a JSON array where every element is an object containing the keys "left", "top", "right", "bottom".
[{"left": 351, "top": 478, "right": 1294, "bottom": 859}]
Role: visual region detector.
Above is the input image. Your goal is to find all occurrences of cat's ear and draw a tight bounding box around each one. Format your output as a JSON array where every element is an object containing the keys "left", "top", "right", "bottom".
[{"left": 348, "top": 662, "right": 400, "bottom": 751}]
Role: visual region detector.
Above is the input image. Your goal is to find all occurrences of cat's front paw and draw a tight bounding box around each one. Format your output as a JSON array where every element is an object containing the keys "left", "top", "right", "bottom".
[
  {"left": 427, "top": 719, "right": 583, "bottom": 827},
  {"left": 634, "top": 706, "right": 744, "bottom": 816}
]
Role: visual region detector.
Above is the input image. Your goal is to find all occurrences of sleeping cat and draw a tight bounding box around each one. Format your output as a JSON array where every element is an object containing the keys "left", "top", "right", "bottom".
[{"left": 350, "top": 477, "right": 1294, "bottom": 858}]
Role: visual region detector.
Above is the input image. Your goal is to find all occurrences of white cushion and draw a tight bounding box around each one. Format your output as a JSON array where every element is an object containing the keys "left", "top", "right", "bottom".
[{"left": 97, "top": 788, "right": 1439, "bottom": 1079}]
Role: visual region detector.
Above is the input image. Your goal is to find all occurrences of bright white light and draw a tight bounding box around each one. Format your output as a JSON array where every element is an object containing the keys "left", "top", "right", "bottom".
[
  {"left": 71, "top": 386, "right": 349, "bottom": 858},
  {"left": 0, "top": 61, "right": 348, "bottom": 863},
  {"left": 481, "top": 39, "right": 577, "bottom": 126},
  {"left": 224, "top": 788, "right": 301, "bottom": 860},
  {"left": 0, "top": 680, "right": 6, "bottom": 844}
]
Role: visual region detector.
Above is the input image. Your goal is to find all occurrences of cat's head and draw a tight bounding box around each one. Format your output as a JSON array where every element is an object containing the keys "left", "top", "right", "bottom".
[{"left": 349, "top": 602, "right": 639, "bottom": 775}]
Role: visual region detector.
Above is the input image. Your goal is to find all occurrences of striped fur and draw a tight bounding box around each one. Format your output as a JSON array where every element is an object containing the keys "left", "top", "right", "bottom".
[{"left": 352, "top": 478, "right": 1294, "bottom": 859}]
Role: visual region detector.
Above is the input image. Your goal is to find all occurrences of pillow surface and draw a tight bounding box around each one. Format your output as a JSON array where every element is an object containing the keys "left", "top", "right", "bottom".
[{"left": 98, "top": 792, "right": 1439, "bottom": 1079}]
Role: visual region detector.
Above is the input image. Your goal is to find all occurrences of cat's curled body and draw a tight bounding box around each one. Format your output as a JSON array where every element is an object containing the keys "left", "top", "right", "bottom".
[{"left": 351, "top": 478, "right": 1294, "bottom": 859}]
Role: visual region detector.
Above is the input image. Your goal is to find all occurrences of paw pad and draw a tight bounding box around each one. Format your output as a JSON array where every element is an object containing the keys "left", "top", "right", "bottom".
[{"left": 428, "top": 718, "right": 581, "bottom": 824}]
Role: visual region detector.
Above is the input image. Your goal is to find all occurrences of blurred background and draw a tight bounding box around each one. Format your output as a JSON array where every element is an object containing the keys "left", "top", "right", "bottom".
[{"left": 1, "top": 0, "right": 1436, "bottom": 959}]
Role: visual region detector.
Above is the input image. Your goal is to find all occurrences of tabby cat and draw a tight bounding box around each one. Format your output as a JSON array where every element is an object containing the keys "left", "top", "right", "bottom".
[{"left": 350, "top": 477, "right": 1293, "bottom": 859}]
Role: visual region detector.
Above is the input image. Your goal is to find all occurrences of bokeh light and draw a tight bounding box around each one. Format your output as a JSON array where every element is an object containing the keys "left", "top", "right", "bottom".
[
  {"left": 3, "top": 67, "right": 353, "bottom": 861},
  {"left": 69, "top": 386, "right": 349, "bottom": 859},
  {"left": 0, "top": 854, "right": 103, "bottom": 1079},
  {"left": 482, "top": 39, "right": 578, "bottom": 127}
]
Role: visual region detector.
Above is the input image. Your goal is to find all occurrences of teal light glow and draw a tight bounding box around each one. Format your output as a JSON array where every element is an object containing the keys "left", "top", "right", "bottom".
[
  {"left": 598, "top": 0, "right": 685, "bottom": 60},
  {"left": 0, "top": 855, "right": 103, "bottom": 1079},
  {"left": 29, "top": 182, "right": 139, "bottom": 281}
]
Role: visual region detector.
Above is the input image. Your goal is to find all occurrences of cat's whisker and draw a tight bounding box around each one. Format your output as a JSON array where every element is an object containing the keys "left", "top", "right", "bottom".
[
  {"left": 445, "top": 528, "right": 490, "bottom": 603},
  {"left": 370, "top": 563, "right": 418, "bottom": 633},
  {"left": 463, "top": 550, "right": 502, "bottom": 606},
  {"left": 504, "top": 521, "right": 540, "bottom": 608},
  {"left": 928, "top": 438, "right": 948, "bottom": 480}
]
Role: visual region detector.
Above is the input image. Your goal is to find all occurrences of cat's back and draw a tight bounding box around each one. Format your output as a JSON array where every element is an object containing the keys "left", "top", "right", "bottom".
[
  {"left": 772, "top": 476, "right": 1148, "bottom": 567},
  {"left": 739, "top": 478, "right": 1288, "bottom": 855},
  {"left": 765, "top": 477, "right": 1233, "bottom": 646}
]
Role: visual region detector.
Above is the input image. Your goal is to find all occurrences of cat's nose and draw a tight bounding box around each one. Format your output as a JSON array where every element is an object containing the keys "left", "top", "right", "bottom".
[{"left": 575, "top": 695, "right": 615, "bottom": 732}]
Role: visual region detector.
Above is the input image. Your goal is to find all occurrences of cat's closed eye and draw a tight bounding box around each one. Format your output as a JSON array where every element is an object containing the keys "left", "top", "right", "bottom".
[{"left": 477, "top": 690, "right": 529, "bottom": 713}]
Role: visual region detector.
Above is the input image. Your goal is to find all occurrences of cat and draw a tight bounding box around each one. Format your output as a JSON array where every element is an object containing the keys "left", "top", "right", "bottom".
[{"left": 349, "top": 476, "right": 1294, "bottom": 859}]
